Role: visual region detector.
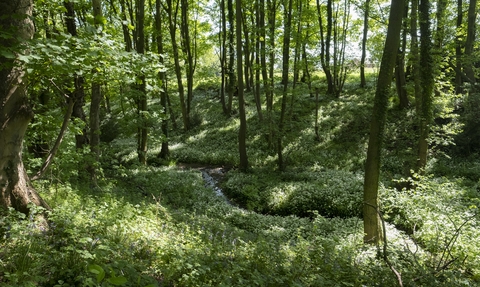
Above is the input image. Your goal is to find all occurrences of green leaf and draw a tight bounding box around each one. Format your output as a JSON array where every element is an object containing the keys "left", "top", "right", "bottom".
[
  {"left": 88, "top": 264, "right": 105, "bottom": 283},
  {"left": 106, "top": 276, "right": 127, "bottom": 286},
  {"left": 0, "top": 50, "right": 15, "bottom": 59}
]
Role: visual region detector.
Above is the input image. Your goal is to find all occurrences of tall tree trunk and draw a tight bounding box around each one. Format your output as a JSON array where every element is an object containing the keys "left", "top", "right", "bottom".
[
  {"left": 243, "top": 12, "right": 252, "bottom": 92},
  {"left": 254, "top": 0, "right": 263, "bottom": 121},
  {"left": 395, "top": 3, "right": 409, "bottom": 109},
  {"left": 64, "top": 1, "right": 89, "bottom": 149},
  {"left": 220, "top": 0, "right": 229, "bottom": 115},
  {"left": 417, "top": 0, "right": 434, "bottom": 172},
  {"left": 119, "top": 0, "right": 133, "bottom": 51},
  {"left": 455, "top": 0, "right": 463, "bottom": 94},
  {"left": 266, "top": 0, "right": 278, "bottom": 149},
  {"left": 360, "top": 0, "right": 370, "bottom": 88},
  {"left": 165, "top": 0, "right": 189, "bottom": 130},
  {"left": 90, "top": 0, "right": 103, "bottom": 178},
  {"left": 277, "top": 0, "right": 293, "bottom": 171},
  {"left": 236, "top": 0, "right": 249, "bottom": 171},
  {"left": 293, "top": 0, "right": 303, "bottom": 86},
  {"left": 259, "top": 0, "right": 269, "bottom": 104},
  {"left": 363, "top": 0, "right": 404, "bottom": 244},
  {"left": 411, "top": 0, "right": 421, "bottom": 119},
  {"left": 227, "top": 0, "right": 235, "bottom": 114},
  {"left": 316, "top": 0, "right": 334, "bottom": 95},
  {"left": 180, "top": 0, "right": 195, "bottom": 117},
  {"left": 136, "top": 0, "right": 148, "bottom": 164},
  {"left": 266, "top": 0, "right": 276, "bottom": 113},
  {"left": 156, "top": 0, "right": 169, "bottom": 159},
  {"left": 464, "top": 0, "right": 477, "bottom": 87},
  {"left": 301, "top": 39, "right": 312, "bottom": 94},
  {"left": 0, "top": 0, "right": 50, "bottom": 213}
]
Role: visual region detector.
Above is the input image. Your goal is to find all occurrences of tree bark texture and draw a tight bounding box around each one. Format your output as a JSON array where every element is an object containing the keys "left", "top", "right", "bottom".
[
  {"left": 417, "top": 0, "right": 434, "bottom": 172},
  {"left": 236, "top": 0, "right": 248, "bottom": 172},
  {"left": 64, "top": 1, "right": 89, "bottom": 150},
  {"left": 277, "top": 0, "right": 293, "bottom": 171},
  {"left": 464, "top": 0, "right": 477, "bottom": 86},
  {"left": 219, "top": 0, "right": 229, "bottom": 115},
  {"left": 363, "top": 0, "right": 404, "bottom": 244},
  {"left": 0, "top": 0, "right": 50, "bottom": 213},
  {"left": 360, "top": 0, "right": 370, "bottom": 88},
  {"left": 90, "top": 0, "right": 103, "bottom": 177},
  {"left": 227, "top": 0, "right": 235, "bottom": 115},
  {"left": 156, "top": 0, "right": 169, "bottom": 159},
  {"left": 136, "top": 0, "right": 148, "bottom": 164},
  {"left": 455, "top": 0, "right": 463, "bottom": 94}
]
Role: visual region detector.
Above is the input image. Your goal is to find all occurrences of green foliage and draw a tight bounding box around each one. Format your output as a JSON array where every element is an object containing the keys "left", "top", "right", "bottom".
[
  {"left": 456, "top": 91, "right": 480, "bottom": 154},
  {"left": 223, "top": 168, "right": 363, "bottom": 217},
  {"left": 382, "top": 173, "right": 480, "bottom": 281}
]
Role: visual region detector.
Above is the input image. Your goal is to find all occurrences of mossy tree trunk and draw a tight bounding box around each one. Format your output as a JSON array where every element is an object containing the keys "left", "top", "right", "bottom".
[
  {"left": 417, "top": 0, "right": 434, "bottom": 172},
  {"left": 237, "top": 0, "right": 249, "bottom": 172},
  {"left": 363, "top": 0, "right": 404, "bottom": 244},
  {"left": 0, "top": 0, "right": 50, "bottom": 213}
]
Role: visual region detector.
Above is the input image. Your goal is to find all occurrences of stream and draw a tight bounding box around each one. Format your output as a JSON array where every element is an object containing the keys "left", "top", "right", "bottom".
[
  {"left": 178, "top": 163, "right": 233, "bottom": 205},
  {"left": 200, "top": 169, "right": 233, "bottom": 205}
]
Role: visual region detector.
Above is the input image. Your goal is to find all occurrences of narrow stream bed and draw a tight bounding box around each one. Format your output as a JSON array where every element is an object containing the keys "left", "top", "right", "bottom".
[
  {"left": 177, "top": 163, "right": 234, "bottom": 205},
  {"left": 200, "top": 169, "right": 233, "bottom": 205}
]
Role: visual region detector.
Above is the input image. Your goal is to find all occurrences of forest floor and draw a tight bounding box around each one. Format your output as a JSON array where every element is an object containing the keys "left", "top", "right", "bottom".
[{"left": 1, "top": 78, "right": 480, "bottom": 286}]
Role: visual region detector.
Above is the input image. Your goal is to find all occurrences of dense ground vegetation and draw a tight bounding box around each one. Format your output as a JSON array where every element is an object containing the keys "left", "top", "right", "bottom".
[{"left": 1, "top": 71, "right": 480, "bottom": 286}]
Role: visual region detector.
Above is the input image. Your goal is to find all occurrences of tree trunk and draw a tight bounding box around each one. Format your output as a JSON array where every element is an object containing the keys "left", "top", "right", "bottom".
[
  {"left": 136, "top": 0, "right": 148, "bottom": 164},
  {"left": 156, "top": 0, "right": 169, "bottom": 159},
  {"left": 411, "top": 0, "right": 422, "bottom": 120},
  {"left": 90, "top": 0, "right": 103, "bottom": 178},
  {"left": 220, "top": 0, "right": 229, "bottom": 115},
  {"left": 31, "top": 97, "right": 75, "bottom": 181},
  {"left": 360, "top": 0, "right": 370, "bottom": 88},
  {"left": 266, "top": 0, "right": 276, "bottom": 113},
  {"left": 227, "top": 0, "right": 235, "bottom": 115},
  {"left": 180, "top": 0, "right": 195, "bottom": 117},
  {"left": 464, "top": 0, "right": 477, "bottom": 87},
  {"left": 64, "top": 1, "right": 89, "bottom": 150},
  {"left": 277, "top": 0, "right": 293, "bottom": 171},
  {"left": 254, "top": 0, "right": 263, "bottom": 121},
  {"left": 292, "top": 0, "right": 303, "bottom": 86},
  {"left": 242, "top": 12, "right": 251, "bottom": 92},
  {"left": 0, "top": 0, "right": 50, "bottom": 213},
  {"left": 395, "top": 4, "right": 409, "bottom": 109},
  {"left": 417, "top": 0, "right": 434, "bottom": 172},
  {"left": 316, "top": 0, "right": 334, "bottom": 95},
  {"left": 259, "top": 0, "right": 269, "bottom": 105},
  {"left": 236, "top": 0, "right": 249, "bottom": 172},
  {"left": 454, "top": 0, "right": 463, "bottom": 94},
  {"left": 119, "top": 0, "right": 133, "bottom": 52},
  {"left": 363, "top": 0, "right": 404, "bottom": 244}
]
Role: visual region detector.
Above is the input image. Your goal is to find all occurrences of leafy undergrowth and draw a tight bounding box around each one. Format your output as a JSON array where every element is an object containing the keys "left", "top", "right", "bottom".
[
  {"left": 2, "top": 77, "right": 480, "bottom": 286},
  {"left": 2, "top": 165, "right": 478, "bottom": 286}
]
